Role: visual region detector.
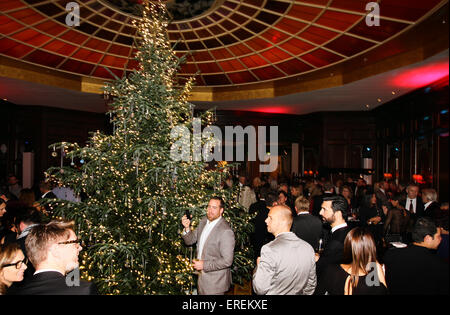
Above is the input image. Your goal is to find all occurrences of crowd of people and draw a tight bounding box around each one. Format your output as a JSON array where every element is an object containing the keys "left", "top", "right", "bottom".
[
  {"left": 1, "top": 172, "right": 449, "bottom": 295},
  {"left": 239, "top": 174, "right": 449, "bottom": 295}
]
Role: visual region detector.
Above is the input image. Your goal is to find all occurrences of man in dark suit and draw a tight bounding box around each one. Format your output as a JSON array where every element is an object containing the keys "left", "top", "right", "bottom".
[
  {"left": 291, "top": 196, "right": 323, "bottom": 251},
  {"left": 353, "top": 178, "right": 367, "bottom": 208},
  {"left": 249, "top": 187, "right": 270, "bottom": 216},
  {"left": 401, "top": 183, "right": 425, "bottom": 217},
  {"left": 421, "top": 188, "right": 441, "bottom": 221},
  {"left": 311, "top": 181, "right": 334, "bottom": 218},
  {"left": 250, "top": 191, "right": 277, "bottom": 260},
  {"left": 8, "top": 220, "right": 97, "bottom": 295},
  {"left": 38, "top": 181, "right": 58, "bottom": 217},
  {"left": 383, "top": 217, "right": 449, "bottom": 294},
  {"left": 12, "top": 207, "right": 41, "bottom": 282},
  {"left": 315, "top": 195, "right": 349, "bottom": 282},
  {"left": 39, "top": 181, "right": 57, "bottom": 200},
  {"left": 181, "top": 197, "right": 235, "bottom": 295},
  {"left": 375, "top": 180, "right": 390, "bottom": 208}
]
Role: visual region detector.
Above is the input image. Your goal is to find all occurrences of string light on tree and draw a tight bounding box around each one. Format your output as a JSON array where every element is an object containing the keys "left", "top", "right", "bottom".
[{"left": 45, "top": 0, "right": 253, "bottom": 295}]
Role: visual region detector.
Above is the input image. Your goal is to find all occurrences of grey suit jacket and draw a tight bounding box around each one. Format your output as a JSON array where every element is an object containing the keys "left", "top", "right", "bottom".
[
  {"left": 253, "top": 232, "right": 316, "bottom": 295},
  {"left": 182, "top": 217, "right": 235, "bottom": 294}
]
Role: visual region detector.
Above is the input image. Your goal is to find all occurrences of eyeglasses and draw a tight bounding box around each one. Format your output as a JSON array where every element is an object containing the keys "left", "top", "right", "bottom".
[
  {"left": 58, "top": 239, "right": 82, "bottom": 246},
  {"left": 2, "top": 257, "right": 28, "bottom": 269}
]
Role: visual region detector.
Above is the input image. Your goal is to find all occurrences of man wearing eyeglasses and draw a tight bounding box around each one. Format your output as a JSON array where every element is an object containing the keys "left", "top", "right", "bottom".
[{"left": 8, "top": 220, "right": 97, "bottom": 295}]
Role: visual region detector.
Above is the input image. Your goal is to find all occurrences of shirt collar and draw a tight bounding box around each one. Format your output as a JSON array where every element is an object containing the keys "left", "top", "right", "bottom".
[
  {"left": 34, "top": 269, "right": 64, "bottom": 276},
  {"left": 17, "top": 223, "right": 40, "bottom": 239},
  {"left": 424, "top": 201, "right": 433, "bottom": 209},
  {"left": 275, "top": 231, "right": 292, "bottom": 238},
  {"left": 297, "top": 211, "right": 309, "bottom": 215},
  {"left": 206, "top": 216, "right": 221, "bottom": 225},
  {"left": 332, "top": 222, "right": 348, "bottom": 233}
]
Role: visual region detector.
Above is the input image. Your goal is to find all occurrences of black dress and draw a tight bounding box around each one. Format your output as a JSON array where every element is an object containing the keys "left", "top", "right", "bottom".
[{"left": 315, "top": 264, "right": 388, "bottom": 295}]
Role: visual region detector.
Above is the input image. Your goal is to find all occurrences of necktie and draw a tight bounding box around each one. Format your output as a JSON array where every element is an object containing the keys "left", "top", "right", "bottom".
[{"left": 408, "top": 199, "right": 414, "bottom": 213}]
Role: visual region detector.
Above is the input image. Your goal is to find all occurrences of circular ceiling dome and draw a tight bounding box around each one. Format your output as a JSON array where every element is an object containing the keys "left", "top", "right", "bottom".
[
  {"left": 103, "top": 0, "right": 218, "bottom": 21},
  {"left": 0, "top": 0, "right": 447, "bottom": 92}
]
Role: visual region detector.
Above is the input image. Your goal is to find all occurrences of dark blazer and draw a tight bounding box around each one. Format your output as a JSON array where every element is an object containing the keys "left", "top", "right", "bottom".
[
  {"left": 41, "top": 191, "right": 58, "bottom": 200},
  {"left": 401, "top": 198, "right": 425, "bottom": 217},
  {"left": 250, "top": 206, "right": 274, "bottom": 259},
  {"left": 7, "top": 271, "right": 97, "bottom": 295},
  {"left": 249, "top": 200, "right": 266, "bottom": 216},
  {"left": 40, "top": 191, "right": 58, "bottom": 216},
  {"left": 315, "top": 226, "right": 350, "bottom": 281},
  {"left": 312, "top": 192, "right": 334, "bottom": 217},
  {"left": 423, "top": 201, "right": 441, "bottom": 221},
  {"left": 375, "top": 189, "right": 389, "bottom": 208},
  {"left": 383, "top": 245, "right": 449, "bottom": 295},
  {"left": 291, "top": 213, "right": 323, "bottom": 251}
]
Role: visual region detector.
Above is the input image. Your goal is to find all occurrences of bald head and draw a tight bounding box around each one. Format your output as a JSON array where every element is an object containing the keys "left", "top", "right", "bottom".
[{"left": 265, "top": 205, "right": 293, "bottom": 237}]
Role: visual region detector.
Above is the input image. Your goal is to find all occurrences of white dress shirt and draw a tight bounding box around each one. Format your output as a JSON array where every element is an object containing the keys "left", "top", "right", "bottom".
[
  {"left": 406, "top": 198, "right": 417, "bottom": 213},
  {"left": 197, "top": 217, "right": 221, "bottom": 259}
]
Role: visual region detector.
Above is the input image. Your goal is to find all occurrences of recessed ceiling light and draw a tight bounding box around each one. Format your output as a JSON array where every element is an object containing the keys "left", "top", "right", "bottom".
[
  {"left": 377, "top": 98, "right": 382, "bottom": 102},
  {"left": 391, "top": 91, "right": 396, "bottom": 95}
]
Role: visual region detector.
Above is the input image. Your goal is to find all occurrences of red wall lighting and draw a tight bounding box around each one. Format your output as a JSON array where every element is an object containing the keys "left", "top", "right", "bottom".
[{"left": 391, "top": 62, "right": 449, "bottom": 88}]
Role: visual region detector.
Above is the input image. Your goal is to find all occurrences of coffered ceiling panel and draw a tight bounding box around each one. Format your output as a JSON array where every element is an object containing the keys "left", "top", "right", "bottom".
[{"left": 0, "top": 0, "right": 447, "bottom": 88}]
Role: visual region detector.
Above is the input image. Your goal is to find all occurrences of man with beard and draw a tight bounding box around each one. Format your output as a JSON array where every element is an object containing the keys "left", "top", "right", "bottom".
[
  {"left": 315, "top": 195, "right": 350, "bottom": 282},
  {"left": 9, "top": 220, "right": 97, "bottom": 295},
  {"left": 181, "top": 197, "right": 235, "bottom": 295}
]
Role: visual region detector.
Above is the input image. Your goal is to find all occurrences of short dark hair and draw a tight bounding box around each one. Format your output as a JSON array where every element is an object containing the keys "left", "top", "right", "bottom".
[
  {"left": 323, "top": 181, "right": 334, "bottom": 192},
  {"left": 323, "top": 195, "right": 348, "bottom": 219},
  {"left": 412, "top": 217, "right": 438, "bottom": 243},
  {"left": 278, "top": 190, "right": 288, "bottom": 198},
  {"left": 258, "top": 186, "right": 271, "bottom": 200},
  {"left": 265, "top": 192, "right": 278, "bottom": 207},
  {"left": 390, "top": 194, "right": 405, "bottom": 203},
  {"left": 210, "top": 196, "right": 225, "bottom": 210},
  {"left": 15, "top": 207, "right": 41, "bottom": 226}
]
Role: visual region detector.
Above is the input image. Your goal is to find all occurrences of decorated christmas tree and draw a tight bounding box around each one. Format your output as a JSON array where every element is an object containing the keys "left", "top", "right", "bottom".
[{"left": 46, "top": 0, "right": 254, "bottom": 295}]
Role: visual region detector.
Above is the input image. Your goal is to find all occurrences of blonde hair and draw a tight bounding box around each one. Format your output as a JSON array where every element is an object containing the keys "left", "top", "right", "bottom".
[
  {"left": 0, "top": 243, "right": 21, "bottom": 294},
  {"left": 295, "top": 196, "right": 310, "bottom": 213},
  {"left": 422, "top": 188, "right": 437, "bottom": 202},
  {"left": 25, "top": 220, "right": 75, "bottom": 267}
]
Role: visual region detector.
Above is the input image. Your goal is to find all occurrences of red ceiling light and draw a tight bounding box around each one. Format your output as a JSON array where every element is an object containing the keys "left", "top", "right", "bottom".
[{"left": 391, "top": 62, "right": 449, "bottom": 88}]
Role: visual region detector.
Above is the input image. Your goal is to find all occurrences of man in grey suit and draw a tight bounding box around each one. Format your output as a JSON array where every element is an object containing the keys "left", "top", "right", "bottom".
[
  {"left": 181, "top": 197, "right": 235, "bottom": 295},
  {"left": 252, "top": 205, "right": 317, "bottom": 295}
]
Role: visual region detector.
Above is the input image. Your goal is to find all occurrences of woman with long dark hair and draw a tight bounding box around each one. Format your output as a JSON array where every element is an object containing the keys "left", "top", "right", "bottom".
[{"left": 315, "top": 227, "right": 387, "bottom": 295}]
